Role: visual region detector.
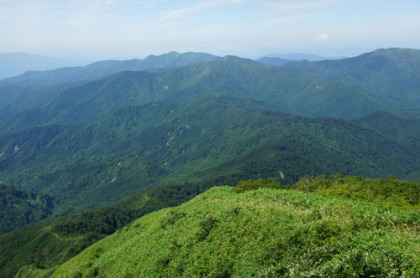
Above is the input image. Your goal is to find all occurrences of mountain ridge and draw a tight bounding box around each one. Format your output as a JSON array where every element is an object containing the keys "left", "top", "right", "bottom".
[
  {"left": 0, "top": 51, "right": 219, "bottom": 86},
  {"left": 0, "top": 54, "right": 399, "bottom": 134},
  {"left": 42, "top": 179, "right": 419, "bottom": 277},
  {"left": 283, "top": 48, "right": 420, "bottom": 111}
]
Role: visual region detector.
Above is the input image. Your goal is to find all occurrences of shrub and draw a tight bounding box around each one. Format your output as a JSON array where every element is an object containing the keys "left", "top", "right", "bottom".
[{"left": 233, "top": 178, "right": 284, "bottom": 193}]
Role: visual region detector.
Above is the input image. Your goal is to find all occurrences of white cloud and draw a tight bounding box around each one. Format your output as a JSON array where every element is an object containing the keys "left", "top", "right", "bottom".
[
  {"left": 262, "top": 0, "right": 357, "bottom": 13},
  {"left": 316, "top": 34, "right": 330, "bottom": 40},
  {"left": 158, "top": 0, "right": 256, "bottom": 22},
  {"left": 159, "top": 2, "right": 215, "bottom": 21}
]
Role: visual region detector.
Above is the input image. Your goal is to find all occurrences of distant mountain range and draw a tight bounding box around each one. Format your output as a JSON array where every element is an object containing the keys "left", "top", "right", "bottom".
[
  {"left": 264, "top": 53, "right": 346, "bottom": 61},
  {"left": 0, "top": 48, "right": 418, "bottom": 219},
  {"left": 1, "top": 49, "right": 419, "bottom": 134},
  {"left": 0, "top": 56, "right": 385, "bottom": 128},
  {"left": 0, "top": 51, "right": 219, "bottom": 86},
  {"left": 0, "top": 51, "right": 341, "bottom": 82},
  {"left": 0, "top": 53, "right": 83, "bottom": 79}
]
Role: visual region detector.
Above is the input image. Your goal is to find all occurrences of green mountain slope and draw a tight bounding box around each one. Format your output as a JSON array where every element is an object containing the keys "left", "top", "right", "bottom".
[
  {"left": 0, "top": 178, "right": 219, "bottom": 278},
  {"left": 352, "top": 112, "right": 420, "bottom": 180},
  {"left": 1, "top": 94, "right": 418, "bottom": 217},
  {"left": 352, "top": 111, "right": 420, "bottom": 147},
  {"left": 283, "top": 48, "right": 420, "bottom": 116},
  {"left": 37, "top": 178, "right": 419, "bottom": 278},
  {"left": 1, "top": 48, "right": 418, "bottom": 136},
  {"left": 0, "top": 54, "right": 398, "bottom": 134}
]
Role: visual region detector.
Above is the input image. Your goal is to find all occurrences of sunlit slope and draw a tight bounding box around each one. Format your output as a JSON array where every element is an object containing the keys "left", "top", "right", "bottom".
[{"left": 46, "top": 182, "right": 419, "bottom": 277}]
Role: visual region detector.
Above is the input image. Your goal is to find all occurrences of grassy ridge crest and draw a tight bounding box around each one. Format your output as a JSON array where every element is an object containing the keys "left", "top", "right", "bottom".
[{"left": 33, "top": 177, "right": 420, "bottom": 278}]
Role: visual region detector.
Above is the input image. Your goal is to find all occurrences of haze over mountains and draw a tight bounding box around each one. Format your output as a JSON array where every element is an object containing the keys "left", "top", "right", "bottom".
[
  {"left": 0, "top": 51, "right": 343, "bottom": 81},
  {"left": 0, "top": 51, "right": 219, "bottom": 86},
  {"left": 0, "top": 53, "right": 83, "bottom": 80},
  {"left": 0, "top": 48, "right": 419, "bottom": 277}
]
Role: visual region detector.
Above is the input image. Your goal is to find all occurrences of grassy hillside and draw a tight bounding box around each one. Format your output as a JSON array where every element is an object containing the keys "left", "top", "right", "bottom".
[
  {"left": 0, "top": 177, "right": 224, "bottom": 278},
  {"left": 295, "top": 175, "right": 420, "bottom": 209},
  {"left": 30, "top": 177, "right": 419, "bottom": 278}
]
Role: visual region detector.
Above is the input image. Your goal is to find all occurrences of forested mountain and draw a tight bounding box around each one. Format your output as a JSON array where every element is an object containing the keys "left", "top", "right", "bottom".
[
  {"left": 255, "top": 57, "right": 290, "bottom": 66},
  {"left": 0, "top": 54, "right": 405, "bottom": 134},
  {"left": 0, "top": 48, "right": 419, "bottom": 277},
  {"left": 0, "top": 93, "right": 419, "bottom": 217},
  {"left": 0, "top": 182, "right": 53, "bottom": 234},
  {"left": 262, "top": 53, "right": 345, "bottom": 61},
  {"left": 0, "top": 51, "right": 219, "bottom": 86},
  {"left": 283, "top": 48, "right": 420, "bottom": 116}
]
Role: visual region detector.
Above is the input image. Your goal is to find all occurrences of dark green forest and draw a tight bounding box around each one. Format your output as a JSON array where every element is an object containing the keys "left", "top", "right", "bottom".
[{"left": 0, "top": 183, "right": 53, "bottom": 234}]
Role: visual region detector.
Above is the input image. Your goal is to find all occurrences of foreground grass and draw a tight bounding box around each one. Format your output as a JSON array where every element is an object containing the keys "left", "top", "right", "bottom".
[{"left": 34, "top": 183, "right": 419, "bottom": 278}]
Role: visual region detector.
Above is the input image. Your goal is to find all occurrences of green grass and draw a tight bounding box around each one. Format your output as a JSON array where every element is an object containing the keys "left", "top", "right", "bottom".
[
  {"left": 40, "top": 180, "right": 418, "bottom": 278},
  {"left": 0, "top": 177, "right": 222, "bottom": 278},
  {"left": 295, "top": 175, "right": 420, "bottom": 210}
]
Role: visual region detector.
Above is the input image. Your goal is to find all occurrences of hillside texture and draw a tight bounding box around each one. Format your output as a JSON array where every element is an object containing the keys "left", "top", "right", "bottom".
[
  {"left": 24, "top": 177, "right": 420, "bottom": 278},
  {"left": 1, "top": 95, "right": 419, "bottom": 217}
]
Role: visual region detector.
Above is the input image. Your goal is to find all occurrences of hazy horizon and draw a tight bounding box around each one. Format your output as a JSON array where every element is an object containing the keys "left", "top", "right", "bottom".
[{"left": 1, "top": 0, "right": 419, "bottom": 61}]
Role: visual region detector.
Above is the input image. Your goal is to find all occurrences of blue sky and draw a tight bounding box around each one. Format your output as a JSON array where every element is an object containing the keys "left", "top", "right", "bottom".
[{"left": 0, "top": 0, "right": 419, "bottom": 60}]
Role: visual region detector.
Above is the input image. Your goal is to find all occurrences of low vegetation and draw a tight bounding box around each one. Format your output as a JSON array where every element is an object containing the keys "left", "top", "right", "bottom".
[
  {"left": 0, "top": 178, "right": 220, "bottom": 278},
  {"left": 295, "top": 174, "right": 420, "bottom": 209},
  {"left": 15, "top": 176, "right": 418, "bottom": 278}
]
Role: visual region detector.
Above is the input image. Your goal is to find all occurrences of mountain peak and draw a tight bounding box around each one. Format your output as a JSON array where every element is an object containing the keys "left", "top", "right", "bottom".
[{"left": 358, "top": 48, "right": 420, "bottom": 60}]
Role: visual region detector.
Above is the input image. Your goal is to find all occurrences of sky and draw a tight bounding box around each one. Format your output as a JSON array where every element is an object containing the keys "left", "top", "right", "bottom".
[{"left": 0, "top": 0, "right": 419, "bottom": 61}]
